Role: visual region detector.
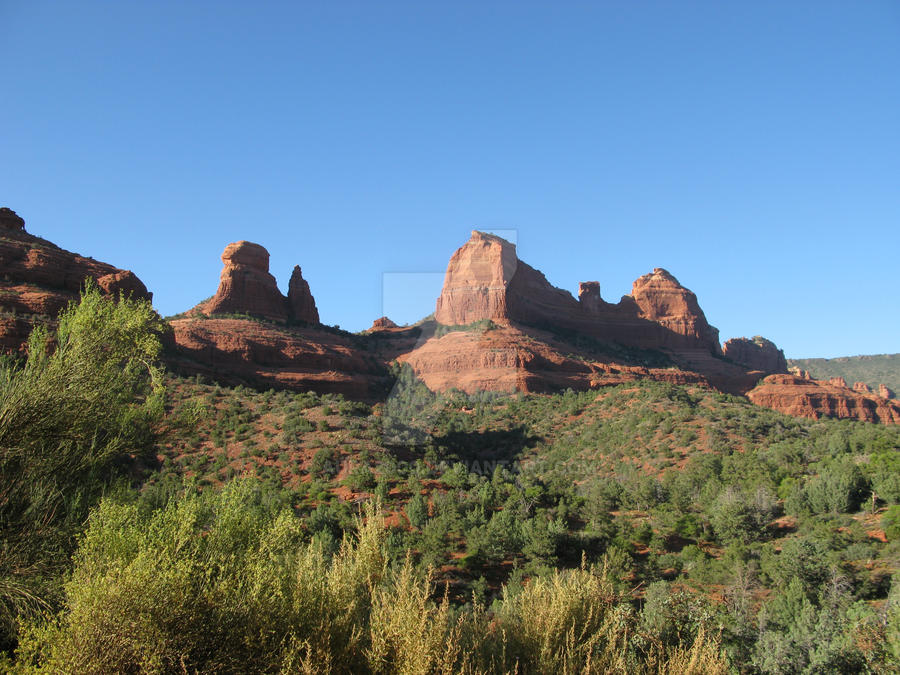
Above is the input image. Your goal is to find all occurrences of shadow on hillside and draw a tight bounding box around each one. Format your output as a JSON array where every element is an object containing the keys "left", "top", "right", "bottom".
[{"left": 432, "top": 426, "right": 541, "bottom": 469}]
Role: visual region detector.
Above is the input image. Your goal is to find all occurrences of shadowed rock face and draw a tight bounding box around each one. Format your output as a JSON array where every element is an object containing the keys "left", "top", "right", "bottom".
[
  {"left": 879, "top": 384, "right": 896, "bottom": 400},
  {"left": 0, "top": 208, "right": 25, "bottom": 231},
  {"left": 0, "top": 207, "right": 151, "bottom": 353},
  {"left": 287, "top": 266, "right": 319, "bottom": 323},
  {"left": 723, "top": 336, "right": 788, "bottom": 374},
  {"left": 194, "top": 242, "right": 319, "bottom": 324}
]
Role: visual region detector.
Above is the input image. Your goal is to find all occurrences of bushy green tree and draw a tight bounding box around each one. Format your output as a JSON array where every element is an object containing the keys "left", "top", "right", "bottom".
[{"left": 0, "top": 283, "right": 165, "bottom": 649}]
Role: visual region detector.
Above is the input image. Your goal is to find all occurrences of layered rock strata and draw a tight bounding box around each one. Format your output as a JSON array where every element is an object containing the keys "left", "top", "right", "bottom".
[{"left": 0, "top": 208, "right": 152, "bottom": 352}]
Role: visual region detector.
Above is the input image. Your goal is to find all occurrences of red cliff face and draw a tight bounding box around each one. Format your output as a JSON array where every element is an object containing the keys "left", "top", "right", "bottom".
[
  {"left": 630, "top": 268, "right": 721, "bottom": 354},
  {"left": 0, "top": 208, "right": 151, "bottom": 352},
  {"left": 722, "top": 336, "right": 788, "bottom": 374},
  {"left": 433, "top": 231, "right": 721, "bottom": 355},
  {"left": 747, "top": 374, "right": 900, "bottom": 424},
  {"left": 879, "top": 384, "right": 896, "bottom": 400}
]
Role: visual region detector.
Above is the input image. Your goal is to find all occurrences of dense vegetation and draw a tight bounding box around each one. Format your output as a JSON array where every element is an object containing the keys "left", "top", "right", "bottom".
[
  {"left": 1, "top": 290, "right": 899, "bottom": 672},
  {"left": 789, "top": 353, "right": 900, "bottom": 394}
]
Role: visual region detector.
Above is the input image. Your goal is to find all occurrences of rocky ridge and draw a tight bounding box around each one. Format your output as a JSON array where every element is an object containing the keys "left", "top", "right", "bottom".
[
  {"left": 0, "top": 208, "right": 152, "bottom": 352},
  {"left": 3, "top": 209, "right": 895, "bottom": 424}
]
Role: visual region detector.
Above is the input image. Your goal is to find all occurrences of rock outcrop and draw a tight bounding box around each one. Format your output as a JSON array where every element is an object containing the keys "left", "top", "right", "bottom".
[
  {"left": 192, "top": 241, "right": 319, "bottom": 324},
  {"left": 879, "top": 384, "right": 896, "bottom": 400},
  {"left": 853, "top": 381, "right": 872, "bottom": 395},
  {"left": 630, "top": 268, "right": 721, "bottom": 354},
  {"left": 0, "top": 207, "right": 25, "bottom": 231},
  {"left": 398, "top": 323, "right": 709, "bottom": 394},
  {"left": 723, "top": 336, "right": 788, "bottom": 374},
  {"left": 287, "top": 266, "right": 319, "bottom": 323},
  {"left": 368, "top": 316, "right": 399, "bottom": 331},
  {"left": 433, "top": 231, "right": 722, "bottom": 356},
  {"left": 169, "top": 318, "right": 390, "bottom": 399},
  {"left": 747, "top": 374, "right": 900, "bottom": 424},
  {"left": 197, "top": 241, "right": 288, "bottom": 321},
  {"left": 0, "top": 208, "right": 152, "bottom": 352}
]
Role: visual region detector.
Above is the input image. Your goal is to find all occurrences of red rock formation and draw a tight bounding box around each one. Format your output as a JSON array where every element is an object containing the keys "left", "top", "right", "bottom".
[
  {"left": 879, "top": 384, "right": 896, "bottom": 400},
  {"left": 853, "top": 381, "right": 872, "bottom": 394},
  {"left": 169, "top": 318, "right": 390, "bottom": 399},
  {"left": 196, "top": 241, "right": 287, "bottom": 321},
  {"left": 0, "top": 207, "right": 25, "bottom": 231},
  {"left": 398, "top": 323, "right": 709, "bottom": 394},
  {"left": 434, "top": 231, "right": 722, "bottom": 356},
  {"left": 0, "top": 208, "right": 151, "bottom": 352},
  {"left": 578, "top": 282, "right": 604, "bottom": 313},
  {"left": 747, "top": 374, "right": 900, "bottom": 424},
  {"left": 287, "top": 266, "right": 319, "bottom": 323},
  {"left": 368, "top": 316, "right": 399, "bottom": 331},
  {"left": 829, "top": 377, "right": 848, "bottom": 388},
  {"left": 722, "top": 336, "right": 787, "bottom": 374},
  {"left": 192, "top": 242, "right": 321, "bottom": 324},
  {"left": 630, "top": 268, "right": 721, "bottom": 354}
]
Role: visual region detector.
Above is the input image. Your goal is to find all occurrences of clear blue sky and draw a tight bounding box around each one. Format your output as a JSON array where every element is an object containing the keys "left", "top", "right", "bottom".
[{"left": 3, "top": 1, "right": 898, "bottom": 358}]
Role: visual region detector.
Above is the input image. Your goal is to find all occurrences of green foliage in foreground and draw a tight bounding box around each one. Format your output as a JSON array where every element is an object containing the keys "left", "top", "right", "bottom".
[
  {"left": 8, "top": 481, "right": 728, "bottom": 675},
  {"left": 0, "top": 284, "right": 165, "bottom": 650}
]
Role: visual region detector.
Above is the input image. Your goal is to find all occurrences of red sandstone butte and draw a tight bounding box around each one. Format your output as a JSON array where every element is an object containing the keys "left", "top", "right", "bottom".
[
  {"left": 879, "top": 384, "right": 896, "bottom": 400},
  {"left": 433, "top": 231, "right": 721, "bottom": 355},
  {"left": 196, "top": 241, "right": 289, "bottom": 322},
  {"left": 0, "top": 207, "right": 152, "bottom": 352},
  {"left": 192, "top": 241, "right": 319, "bottom": 324}
]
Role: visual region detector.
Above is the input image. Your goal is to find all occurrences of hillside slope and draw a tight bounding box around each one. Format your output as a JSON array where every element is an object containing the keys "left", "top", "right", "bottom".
[{"left": 789, "top": 354, "right": 900, "bottom": 395}]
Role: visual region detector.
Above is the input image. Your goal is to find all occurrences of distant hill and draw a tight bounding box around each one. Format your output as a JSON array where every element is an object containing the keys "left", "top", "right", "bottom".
[{"left": 788, "top": 353, "right": 900, "bottom": 393}]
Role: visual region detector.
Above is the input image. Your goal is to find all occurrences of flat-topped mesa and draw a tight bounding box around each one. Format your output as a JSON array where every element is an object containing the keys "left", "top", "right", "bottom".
[
  {"left": 631, "top": 268, "right": 721, "bottom": 354},
  {"left": 287, "top": 266, "right": 319, "bottom": 323},
  {"left": 722, "top": 336, "right": 788, "bottom": 374}
]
